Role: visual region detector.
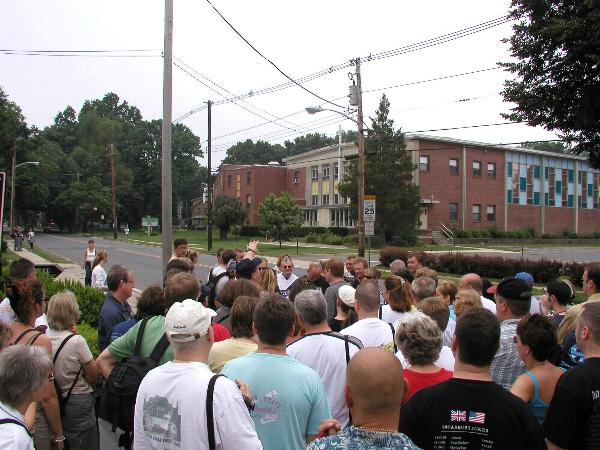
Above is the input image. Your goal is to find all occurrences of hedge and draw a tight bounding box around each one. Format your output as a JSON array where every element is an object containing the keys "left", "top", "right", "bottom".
[
  {"left": 240, "top": 225, "right": 349, "bottom": 238},
  {"left": 379, "top": 247, "right": 586, "bottom": 286}
]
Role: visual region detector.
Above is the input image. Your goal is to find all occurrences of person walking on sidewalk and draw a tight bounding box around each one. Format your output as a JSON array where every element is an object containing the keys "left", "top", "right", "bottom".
[
  {"left": 82, "top": 240, "right": 96, "bottom": 287},
  {"left": 27, "top": 228, "right": 35, "bottom": 250}
]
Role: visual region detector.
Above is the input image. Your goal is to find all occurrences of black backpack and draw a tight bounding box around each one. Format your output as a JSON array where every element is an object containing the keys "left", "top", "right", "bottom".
[
  {"left": 202, "top": 270, "right": 231, "bottom": 308},
  {"left": 98, "top": 318, "right": 169, "bottom": 448}
]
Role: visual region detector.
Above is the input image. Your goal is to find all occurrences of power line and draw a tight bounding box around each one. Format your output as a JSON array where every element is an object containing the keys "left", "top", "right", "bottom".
[
  {"left": 0, "top": 48, "right": 160, "bottom": 53},
  {"left": 0, "top": 51, "right": 161, "bottom": 58},
  {"left": 204, "top": 0, "right": 345, "bottom": 109}
]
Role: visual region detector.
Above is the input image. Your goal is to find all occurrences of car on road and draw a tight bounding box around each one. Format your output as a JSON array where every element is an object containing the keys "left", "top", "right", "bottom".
[{"left": 43, "top": 221, "right": 61, "bottom": 233}]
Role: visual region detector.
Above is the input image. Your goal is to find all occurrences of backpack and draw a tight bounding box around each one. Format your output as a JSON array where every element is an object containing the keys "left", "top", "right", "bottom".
[
  {"left": 202, "top": 270, "right": 231, "bottom": 308},
  {"left": 52, "top": 334, "right": 83, "bottom": 416},
  {"left": 98, "top": 318, "right": 169, "bottom": 448}
]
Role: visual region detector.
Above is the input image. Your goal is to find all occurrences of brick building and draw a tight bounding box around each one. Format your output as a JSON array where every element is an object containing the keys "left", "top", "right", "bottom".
[{"left": 213, "top": 135, "right": 600, "bottom": 236}]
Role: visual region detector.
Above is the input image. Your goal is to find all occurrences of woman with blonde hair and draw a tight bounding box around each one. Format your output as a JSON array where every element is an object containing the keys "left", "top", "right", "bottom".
[
  {"left": 47, "top": 291, "right": 99, "bottom": 450},
  {"left": 90, "top": 251, "right": 108, "bottom": 290},
  {"left": 437, "top": 280, "right": 458, "bottom": 320},
  {"left": 380, "top": 276, "right": 414, "bottom": 323},
  {"left": 259, "top": 264, "right": 278, "bottom": 293},
  {"left": 453, "top": 288, "right": 482, "bottom": 319},
  {"left": 7, "top": 280, "right": 64, "bottom": 450}
]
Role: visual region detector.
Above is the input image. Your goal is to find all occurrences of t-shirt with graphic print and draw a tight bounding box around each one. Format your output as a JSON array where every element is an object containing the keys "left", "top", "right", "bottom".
[{"left": 221, "top": 352, "right": 331, "bottom": 450}]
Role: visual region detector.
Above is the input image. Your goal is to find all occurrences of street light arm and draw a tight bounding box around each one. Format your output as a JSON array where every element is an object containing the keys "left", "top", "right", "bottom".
[
  {"left": 15, "top": 161, "right": 40, "bottom": 168},
  {"left": 305, "top": 106, "right": 358, "bottom": 125}
]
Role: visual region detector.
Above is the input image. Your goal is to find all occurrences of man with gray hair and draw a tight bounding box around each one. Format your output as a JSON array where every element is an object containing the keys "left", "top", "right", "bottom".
[
  {"left": 287, "top": 290, "right": 362, "bottom": 427},
  {"left": 0, "top": 345, "right": 53, "bottom": 449},
  {"left": 134, "top": 299, "right": 262, "bottom": 449},
  {"left": 412, "top": 276, "right": 455, "bottom": 347},
  {"left": 389, "top": 259, "right": 406, "bottom": 275},
  {"left": 341, "top": 283, "right": 395, "bottom": 352}
]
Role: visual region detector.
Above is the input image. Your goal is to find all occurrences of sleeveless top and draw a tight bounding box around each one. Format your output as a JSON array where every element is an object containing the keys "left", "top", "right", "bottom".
[
  {"left": 525, "top": 371, "right": 549, "bottom": 424},
  {"left": 86, "top": 248, "right": 96, "bottom": 263}
]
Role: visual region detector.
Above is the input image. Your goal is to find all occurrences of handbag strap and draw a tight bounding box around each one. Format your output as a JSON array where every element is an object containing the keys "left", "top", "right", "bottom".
[
  {"left": 53, "top": 334, "right": 77, "bottom": 364},
  {"left": 13, "top": 328, "right": 36, "bottom": 345},
  {"left": 389, "top": 322, "right": 397, "bottom": 353},
  {"left": 207, "top": 374, "right": 224, "bottom": 450},
  {"left": 63, "top": 365, "right": 84, "bottom": 404}
]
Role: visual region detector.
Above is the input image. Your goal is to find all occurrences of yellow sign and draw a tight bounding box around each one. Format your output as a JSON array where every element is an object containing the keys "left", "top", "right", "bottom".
[{"left": 364, "top": 195, "right": 376, "bottom": 200}]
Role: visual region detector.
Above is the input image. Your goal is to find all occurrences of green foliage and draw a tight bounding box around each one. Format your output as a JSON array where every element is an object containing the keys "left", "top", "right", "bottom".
[
  {"left": 523, "top": 141, "right": 570, "bottom": 154},
  {"left": 37, "top": 271, "right": 105, "bottom": 326},
  {"left": 342, "top": 235, "right": 359, "bottom": 246},
  {"left": 321, "top": 233, "right": 343, "bottom": 245},
  {"left": 453, "top": 228, "right": 536, "bottom": 239},
  {"left": 379, "top": 248, "right": 435, "bottom": 268},
  {"left": 339, "top": 94, "right": 420, "bottom": 244},
  {"left": 257, "top": 192, "right": 302, "bottom": 246},
  {"left": 305, "top": 233, "right": 320, "bottom": 243},
  {"left": 77, "top": 322, "right": 99, "bottom": 358},
  {"left": 502, "top": 1, "right": 600, "bottom": 167},
  {"left": 213, "top": 196, "right": 246, "bottom": 240}
]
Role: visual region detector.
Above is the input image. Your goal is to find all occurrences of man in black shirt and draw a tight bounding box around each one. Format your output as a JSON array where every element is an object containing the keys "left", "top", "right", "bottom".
[
  {"left": 544, "top": 301, "right": 600, "bottom": 450},
  {"left": 400, "top": 308, "right": 544, "bottom": 450}
]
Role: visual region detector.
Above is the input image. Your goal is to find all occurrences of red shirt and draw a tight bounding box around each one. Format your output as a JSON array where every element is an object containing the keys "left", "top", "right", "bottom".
[
  {"left": 212, "top": 323, "right": 231, "bottom": 342},
  {"left": 402, "top": 368, "right": 453, "bottom": 405}
]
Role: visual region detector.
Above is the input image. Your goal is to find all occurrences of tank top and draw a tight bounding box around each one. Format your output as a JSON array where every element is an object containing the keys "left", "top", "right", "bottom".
[
  {"left": 86, "top": 248, "right": 96, "bottom": 263},
  {"left": 525, "top": 370, "right": 549, "bottom": 424}
]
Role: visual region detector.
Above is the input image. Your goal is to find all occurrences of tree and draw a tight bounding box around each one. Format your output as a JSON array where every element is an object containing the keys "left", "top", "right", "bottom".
[
  {"left": 522, "top": 141, "right": 570, "bottom": 154},
  {"left": 339, "top": 94, "right": 420, "bottom": 244},
  {"left": 222, "top": 140, "right": 285, "bottom": 165},
  {"left": 213, "top": 195, "right": 246, "bottom": 240},
  {"left": 55, "top": 177, "right": 113, "bottom": 231},
  {"left": 501, "top": 1, "right": 600, "bottom": 167},
  {"left": 257, "top": 192, "right": 302, "bottom": 246}
]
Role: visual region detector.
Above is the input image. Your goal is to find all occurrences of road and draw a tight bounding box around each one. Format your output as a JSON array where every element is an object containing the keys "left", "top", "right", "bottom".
[{"left": 34, "top": 234, "right": 309, "bottom": 290}]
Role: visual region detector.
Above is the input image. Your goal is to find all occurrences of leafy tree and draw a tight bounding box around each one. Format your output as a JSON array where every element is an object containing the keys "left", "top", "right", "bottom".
[
  {"left": 55, "top": 177, "right": 113, "bottom": 231},
  {"left": 501, "top": 1, "right": 600, "bottom": 167},
  {"left": 222, "top": 139, "right": 285, "bottom": 165},
  {"left": 257, "top": 192, "right": 302, "bottom": 246},
  {"left": 213, "top": 195, "right": 246, "bottom": 240},
  {"left": 0, "top": 87, "right": 28, "bottom": 175},
  {"left": 339, "top": 94, "right": 420, "bottom": 244},
  {"left": 522, "top": 141, "right": 570, "bottom": 154}
]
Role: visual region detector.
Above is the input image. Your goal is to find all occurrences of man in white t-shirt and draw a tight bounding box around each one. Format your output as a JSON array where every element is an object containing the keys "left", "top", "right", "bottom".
[
  {"left": 276, "top": 255, "right": 298, "bottom": 299},
  {"left": 287, "top": 290, "right": 362, "bottom": 427},
  {"left": 134, "top": 299, "right": 262, "bottom": 450},
  {"left": 340, "top": 283, "right": 395, "bottom": 352},
  {"left": 460, "top": 273, "right": 497, "bottom": 314}
]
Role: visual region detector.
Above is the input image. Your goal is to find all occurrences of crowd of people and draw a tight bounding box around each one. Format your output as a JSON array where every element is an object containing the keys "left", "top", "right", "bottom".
[{"left": 1, "top": 237, "right": 600, "bottom": 450}]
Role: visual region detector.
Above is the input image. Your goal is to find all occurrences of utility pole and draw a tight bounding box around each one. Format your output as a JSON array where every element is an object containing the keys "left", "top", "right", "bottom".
[
  {"left": 355, "top": 57, "right": 366, "bottom": 257},
  {"left": 110, "top": 144, "right": 117, "bottom": 240},
  {"left": 207, "top": 100, "right": 213, "bottom": 252},
  {"left": 10, "top": 137, "right": 16, "bottom": 232},
  {"left": 161, "top": 0, "right": 174, "bottom": 273}
]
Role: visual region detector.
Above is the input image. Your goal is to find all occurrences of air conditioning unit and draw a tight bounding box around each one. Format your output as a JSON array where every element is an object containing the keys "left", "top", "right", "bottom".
[{"left": 292, "top": 178, "right": 300, "bottom": 184}]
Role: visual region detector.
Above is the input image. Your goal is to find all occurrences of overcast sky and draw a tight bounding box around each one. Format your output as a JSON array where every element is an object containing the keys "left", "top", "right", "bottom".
[{"left": 2, "top": 0, "right": 558, "bottom": 166}]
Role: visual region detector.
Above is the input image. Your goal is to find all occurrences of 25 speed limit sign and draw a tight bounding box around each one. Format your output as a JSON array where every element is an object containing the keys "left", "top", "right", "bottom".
[{"left": 364, "top": 195, "right": 376, "bottom": 222}]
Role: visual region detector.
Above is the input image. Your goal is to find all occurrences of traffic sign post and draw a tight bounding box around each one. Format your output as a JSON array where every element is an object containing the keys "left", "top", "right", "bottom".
[
  {"left": 363, "top": 196, "right": 375, "bottom": 266},
  {"left": 142, "top": 215, "right": 159, "bottom": 236}
]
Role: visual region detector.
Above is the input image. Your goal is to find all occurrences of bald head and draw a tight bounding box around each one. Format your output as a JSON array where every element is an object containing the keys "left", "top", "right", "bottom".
[
  {"left": 346, "top": 348, "right": 405, "bottom": 415},
  {"left": 355, "top": 282, "right": 380, "bottom": 312},
  {"left": 460, "top": 273, "right": 483, "bottom": 295}
]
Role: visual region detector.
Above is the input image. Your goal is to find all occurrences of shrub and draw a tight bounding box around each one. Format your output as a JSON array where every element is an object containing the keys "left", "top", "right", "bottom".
[
  {"left": 305, "top": 233, "right": 319, "bottom": 243},
  {"left": 37, "top": 271, "right": 105, "bottom": 326},
  {"left": 342, "top": 235, "right": 359, "bottom": 245},
  {"left": 78, "top": 322, "right": 99, "bottom": 357},
  {"left": 239, "top": 225, "right": 266, "bottom": 237},
  {"left": 379, "top": 248, "right": 435, "bottom": 268},
  {"left": 1, "top": 240, "right": 6, "bottom": 252},
  {"left": 563, "top": 262, "right": 585, "bottom": 288},
  {"left": 322, "top": 234, "right": 343, "bottom": 245}
]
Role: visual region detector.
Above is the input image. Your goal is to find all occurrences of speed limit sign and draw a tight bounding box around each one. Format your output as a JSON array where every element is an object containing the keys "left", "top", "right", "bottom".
[{"left": 364, "top": 195, "right": 376, "bottom": 222}]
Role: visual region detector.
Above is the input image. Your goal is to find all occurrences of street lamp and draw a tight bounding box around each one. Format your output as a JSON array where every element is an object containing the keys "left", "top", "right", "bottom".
[
  {"left": 10, "top": 161, "right": 40, "bottom": 232},
  {"left": 306, "top": 105, "right": 367, "bottom": 257}
]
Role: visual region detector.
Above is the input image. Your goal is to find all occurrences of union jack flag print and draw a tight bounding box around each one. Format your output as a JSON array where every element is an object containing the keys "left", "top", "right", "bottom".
[
  {"left": 450, "top": 410, "right": 467, "bottom": 422},
  {"left": 468, "top": 411, "right": 485, "bottom": 424}
]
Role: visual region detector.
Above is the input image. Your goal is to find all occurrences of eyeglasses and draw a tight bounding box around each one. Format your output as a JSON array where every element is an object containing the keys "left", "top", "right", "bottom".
[
  {"left": 48, "top": 372, "right": 55, "bottom": 382},
  {"left": 282, "top": 265, "right": 293, "bottom": 269}
]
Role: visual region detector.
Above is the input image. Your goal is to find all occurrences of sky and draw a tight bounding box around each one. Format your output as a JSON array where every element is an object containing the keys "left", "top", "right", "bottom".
[{"left": 1, "top": 1, "right": 559, "bottom": 166}]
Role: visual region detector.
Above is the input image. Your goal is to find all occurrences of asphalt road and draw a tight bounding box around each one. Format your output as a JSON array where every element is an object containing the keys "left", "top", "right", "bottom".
[{"left": 34, "top": 234, "right": 308, "bottom": 290}]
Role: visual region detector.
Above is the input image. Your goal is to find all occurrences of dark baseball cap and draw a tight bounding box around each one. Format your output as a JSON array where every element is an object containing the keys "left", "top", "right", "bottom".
[
  {"left": 546, "top": 280, "right": 574, "bottom": 303},
  {"left": 496, "top": 277, "right": 531, "bottom": 301},
  {"left": 235, "top": 257, "right": 262, "bottom": 279}
]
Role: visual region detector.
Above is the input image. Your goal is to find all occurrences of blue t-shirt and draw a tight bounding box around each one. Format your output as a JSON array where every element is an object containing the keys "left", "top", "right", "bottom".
[
  {"left": 110, "top": 318, "right": 138, "bottom": 343},
  {"left": 221, "top": 352, "right": 331, "bottom": 450}
]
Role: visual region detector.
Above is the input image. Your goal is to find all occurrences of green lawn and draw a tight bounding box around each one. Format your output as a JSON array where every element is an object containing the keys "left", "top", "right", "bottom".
[{"left": 28, "top": 245, "right": 72, "bottom": 264}]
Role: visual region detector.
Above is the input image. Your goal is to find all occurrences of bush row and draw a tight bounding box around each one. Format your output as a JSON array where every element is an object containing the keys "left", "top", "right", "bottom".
[
  {"left": 453, "top": 228, "right": 536, "bottom": 239},
  {"left": 379, "top": 247, "right": 586, "bottom": 286},
  {"left": 239, "top": 225, "right": 349, "bottom": 238}
]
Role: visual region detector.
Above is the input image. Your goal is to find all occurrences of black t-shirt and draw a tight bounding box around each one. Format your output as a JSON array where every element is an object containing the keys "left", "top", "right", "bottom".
[
  {"left": 400, "top": 378, "right": 544, "bottom": 450},
  {"left": 328, "top": 318, "right": 343, "bottom": 333},
  {"left": 560, "top": 329, "right": 585, "bottom": 371},
  {"left": 544, "top": 357, "right": 600, "bottom": 449}
]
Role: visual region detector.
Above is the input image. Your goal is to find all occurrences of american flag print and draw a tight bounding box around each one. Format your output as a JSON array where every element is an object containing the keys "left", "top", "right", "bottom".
[
  {"left": 450, "top": 410, "right": 467, "bottom": 422},
  {"left": 468, "top": 411, "right": 485, "bottom": 424}
]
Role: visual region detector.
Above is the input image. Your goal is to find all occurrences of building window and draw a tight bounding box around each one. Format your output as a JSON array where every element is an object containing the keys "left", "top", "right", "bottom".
[
  {"left": 311, "top": 195, "right": 319, "bottom": 206},
  {"left": 311, "top": 166, "right": 318, "bottom": 181},
  {"left": 487, "top": 205, "right": 496, "bottom": 222},
  {"left": 246, "top": 194, "right": 251, "bottom": 211},
  {"left": 322, "top": 164, "right": 330, "bottom": 181},
  {"left": 246, "top": 171, "right": 251, "bottom": 185},
  {"left": 472, "top": 161, "right": 482, "bottom": 177},
  {"left": 292, "top": 170, "right": 300, "bottom": 184},
  {"left": 419, "top": 156, "right": 430, "bottom": 171},
  {"left": 322, "top": 194, "right": 330, "bottom": 206},
  {"left": 487, "top": 162, "right": 496, "bottom": 178},
  {"left": 334, "top": 193, "right": 339, "bottom": 204},
  {"left": 449, "top": 203, "right": 458, "bottom": 221},
  {"left": 227, "top": 175, "right": 232, "bottom": 188},
  {"left": 449, "top": 159, "right": 459, "bottom": 175},
  {"left": 472, "top": 204, "right": 481, "bottom": 222},
  {"left": 333, "top": 162, "right": 339, "bottom": 180}
]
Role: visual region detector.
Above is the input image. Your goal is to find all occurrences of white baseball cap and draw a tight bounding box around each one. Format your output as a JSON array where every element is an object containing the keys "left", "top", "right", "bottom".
[
  {"left": 338, "top": 285, "right": 356, "bottom": 307},
  {"left": 165, "top": 299, "right": 217, "bottom": 343}
]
